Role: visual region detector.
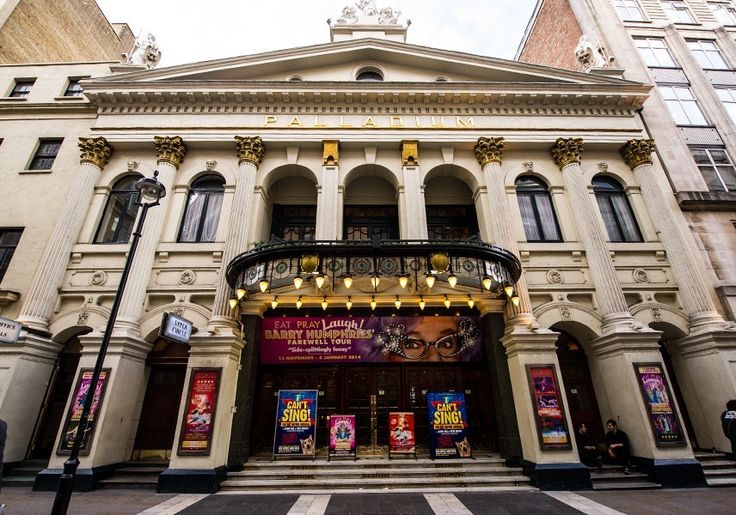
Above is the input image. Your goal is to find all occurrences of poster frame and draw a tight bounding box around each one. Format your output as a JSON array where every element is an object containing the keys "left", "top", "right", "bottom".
[
  {"left": 632, "top": 362, "right": 687, "bottom": 447},
  {"left": 327, "top": 414, "right": 357, "bottom": 461},
  {"left": 57, "top": 367, "right": 111, "bottom": 456},
  {"left": 388, "top": 411, "right": 417, "bottom": 459},
  {"left": 427, "top": 391, "right": 471, "bottom": 459},
  {"left": 177, "top": 367, "right": 222, "bottom": 456},
  {"left": 272, "top": 389, "right": 319, "bottom": 460},
  {"left": 525, "top": 364, "right": 572, "bottom": 451}
]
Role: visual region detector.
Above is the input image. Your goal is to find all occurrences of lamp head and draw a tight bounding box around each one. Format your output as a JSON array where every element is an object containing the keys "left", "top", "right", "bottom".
[{"left": 135, "top": 170, "right": 166, "bottom": 206}]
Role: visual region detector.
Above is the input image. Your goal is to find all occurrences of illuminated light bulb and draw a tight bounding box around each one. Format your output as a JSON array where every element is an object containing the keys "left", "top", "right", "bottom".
[
  {"left": 425, "top": 275, "right": 436, "bottom": 289},
  {"left": 343, "top": 276, "right": 353, "bottom": 289},
  {"left": 504, "top": 284, "right": 514, "bottom": 297},
  {"left": 228, "top": 298, "right": 238, "bottom": 310},
  {"left": 370, "top": 296, "right": 377, "bottom": 311},
  {"left": 315, "top": 275, "right": 326, "bottom": 289},
  {"left": 467, "top": 295, "right": 475, "bottom": 309},
  {"left": 346, "top": 296, "right": 352, "bottom": 310},
  {"left": 294, "top": 275, "right": 304, "bottom": 289},
  {"left": 271, "top": 296, "right": 279, "bottom": 310},
  {"left": 395, "top": 296, "right": 401, "bottom": 310},
  {"left": 321, "top": 296, "right": 328, "bottom": 311},
  {"left": 236, "top": 287, "right": 247, "bottom": 300},
  {"left": 419, "top": 297, "right": 426, "bottom": 310},
  {"left": 259, "top": 279, "right": 269, "bottom": 293},
  {"left": 448, "top": 274, "right": 458, "bottom": 288},
  {"left": 296, "top": 296, "right": 302, "bottom": 309},
  {"left": 371, "top": 275, "right": 380, "bottom": 289},
  {"left": 511, "top": 295, "right": 520, "bottom": 307},
  {"left": 482, "top": 277, "right": 492, "bottom": 290},
  {"left": 398, "top": 275, "right": 409, "bottom": 288},
  {"left": 444, "top": 295, "right": 451, "bottom": 309}
]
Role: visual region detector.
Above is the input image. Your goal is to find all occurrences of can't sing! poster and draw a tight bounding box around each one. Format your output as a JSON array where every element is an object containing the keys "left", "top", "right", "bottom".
[
  {"left": 273, "top": 390, "right": 318, "bottom": 457},
  {"left": 427, "top": 392, "right": 471, "bottom": 459}
]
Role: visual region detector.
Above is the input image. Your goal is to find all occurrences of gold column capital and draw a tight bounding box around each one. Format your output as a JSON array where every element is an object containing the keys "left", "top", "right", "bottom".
[
  {"left": 323, "top": 140, "right": 339, "bottom": 165},
  {"left": 551, "top": 137, "right": 584, "bottom": 170},
  {"left": 235, "top": 135, "right": 265, "bottom": 166},
  {"left": 401, "top": 140, "right": 419, "bottom": 166},
  {"left": 474, "top": 137, "right": 505, "bottom": 166},
  {"left": 154, "top": 136, "right": 187, "bottom": 168},
  {"left": 620, "top": 139, "right": 656, "bottom": 170},
  {"left": 78, "top": 137, "right": 113, "bottom": 169}
]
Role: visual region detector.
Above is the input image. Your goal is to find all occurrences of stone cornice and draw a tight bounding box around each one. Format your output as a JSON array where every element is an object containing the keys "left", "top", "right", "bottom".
[
  {"left": 474, "top": 137, "right": 505, "bottom": 166},
  {"left": 620, "top": 138, "right": 655, "bottom": 170},
  {"left": 154, "top": 136, "right": 187, "bottom": 168},
  {"left": 234, "top": 136, "right": 265, "bottom": 166},
  {"left": 551, "top": 137, "right": 584, "bottom": 169},
  {"left": 78, "top": 136, "right": 113, "bottom": 169}
]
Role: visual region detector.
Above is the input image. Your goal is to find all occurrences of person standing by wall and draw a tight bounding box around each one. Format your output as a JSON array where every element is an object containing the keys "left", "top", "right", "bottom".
[
  {"left": 0, "top": 417, "right": 6, "bottom": 514},
  {"left": 721, "top": 400, "right": 736, "bottom": 459}
]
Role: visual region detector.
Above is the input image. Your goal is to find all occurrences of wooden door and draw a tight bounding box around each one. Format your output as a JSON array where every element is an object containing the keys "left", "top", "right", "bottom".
[
  {"left": 345, "top": 367, "right": 373, "bottom": 446},
  {"left": 133, "top": 365, "right": 187, "bottom": 454},
  {"left": 461, "top": 367, "right": 497, "bottom": 451}
]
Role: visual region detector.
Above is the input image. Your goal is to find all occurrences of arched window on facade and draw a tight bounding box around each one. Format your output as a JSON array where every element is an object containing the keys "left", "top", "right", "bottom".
[
  {"left": 94, "top": 175, "right": 141, "bottom": 243},
  {"left": 178, "top": 175, "right": 225, "bottom": 243},
  {"left": 515, "top": 176, "right": 562, "bottom": 242},
  {"left": 592, "top": 176, "right": 642, "bottom": 242},
  {"left": 356, "top": 69, "right": 384, "bottom": 82}
]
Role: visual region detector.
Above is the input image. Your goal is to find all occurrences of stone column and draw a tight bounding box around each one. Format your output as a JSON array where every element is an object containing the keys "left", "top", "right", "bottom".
[
  {"left": 399, "top": 140, "right": 428, "bottom": 239},
  {"left": 551, "top": 138, "right": 634, "bottom": 333},
  {"left": 17, "top": 137, "right": 113, "bottom": 331},
  {"left": 116, "top": 136, "right": 187, "bottom": 334},
  {"left": 209, "top": 136, "right": 265, "bottom": 325},
  {"left": 315, "top": 140, "right": 340, "bottom": 241}
]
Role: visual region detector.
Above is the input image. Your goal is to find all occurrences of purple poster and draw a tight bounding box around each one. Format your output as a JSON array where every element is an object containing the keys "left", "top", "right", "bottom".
[
  {"left": 329, "top": 415, "right": 356, "bottom": 459},
  {"left": 260, "top": 316, "right": 482, "bottom": 364},
  {"left": 58, "top": 368, "right": 110, "bottom": 455},
  {"left": 634, "top": 363, "right": 685, "bottom": 446}
]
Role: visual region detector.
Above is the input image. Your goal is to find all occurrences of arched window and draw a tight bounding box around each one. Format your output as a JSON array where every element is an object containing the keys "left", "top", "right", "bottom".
[
  {"left": 356, "top": 69, "right": 384, "bottom": 82},
  {"left": 515, "top": 176, "right": 562, "bottom": 242},
  {"left": 592, "top": 176, "right": 642, "bottom": 242},
  {"left": 94, "top": 175, "right": 141, "bottom": 243},
  {"left": 179, "top": 175, "right": 225, "bottom": 243}
]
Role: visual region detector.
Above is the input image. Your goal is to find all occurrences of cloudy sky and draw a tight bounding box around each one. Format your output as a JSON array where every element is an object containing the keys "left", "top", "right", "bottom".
[{"left": 95, "top": 0, "right": 538, "bottom": 68}]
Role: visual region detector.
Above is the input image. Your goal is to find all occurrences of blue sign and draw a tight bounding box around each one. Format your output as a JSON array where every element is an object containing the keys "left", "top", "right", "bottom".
[
  {"left": 273, "top": 389, "right": 318, "bottom": 457},
  {"left": 427, "top": 392, "right": 471, "bottom": 459}
]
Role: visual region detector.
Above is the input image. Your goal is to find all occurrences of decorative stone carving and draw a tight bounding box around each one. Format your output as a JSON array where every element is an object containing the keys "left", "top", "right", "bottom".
[
  {"left": 474, "top": 137, "right": 505, "bottom": 166},
  {"left": 154, "top": 136, "right": 187, "bottom": 168},
  {"left": 378, "top": 6, "right": 401, "bottom": 23},
  {"left": 78, "top": 137, "right": 113, "bottom": 169},
  {"left": 620, "top": 139, "right": 656, "bottom": 171},
  {"left": 126, "top": 33, "right": 162, "bottom": 69},
  {"left": 178, "top": 270, "right": 196, "bottom": 285},
  {"left": 401, "top": 140, "right": 418, "bottom": 165},
  {"left": 205, "top": 160, "right": 217, "bottom": 171},
  {"left": 357, "top": 0, "right": 378, "bottom": 16},
  {"left": 597, "top": 162, "right": 608, "bottom": 173},
  {"left": 574, "top": 35, "right": 613, "bottom": 72},
  {"left": 551, "top": 138, "right": 584, "bottom": 170},
  {"left": 560, "top": 306, "right": 571, "bottom": 320},
  {"left": 323, "top": 140, "right": 339, "bottom": 165},
  {"left": 651, "top": 306, "right": 662, "bottom": 322},
  {"left": 77, "top": 311, "right": 89, "bottom": 326},
  {"left": 336, "top": 5, "right": 359, "bottom": 23},
  {"left": 235, "top": 136, "right": 265, "bottom": 166},
  {"left": 523, "top": 161, "right": 533, "bottom": 172},
  {"left": 632, "top": 268, "right": 650, "bottom": 283},
  {"left": 547, "top": 269, "right": 564, "bottom": 284},
  {"left": 172, "top": 307, "right": 185, "bottom": 317},
  {"left": 90, "top": 271, "right": 107, "bottom": 286},
  {"left": 127, "top": 160, "right": 139, "bottom": 172}
]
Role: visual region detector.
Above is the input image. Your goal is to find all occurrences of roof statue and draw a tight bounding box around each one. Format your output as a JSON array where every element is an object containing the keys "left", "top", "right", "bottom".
[
  {"left": 336, "top": 0, "right": 401, "bottom": 24},
  {"left": 127, "top": 33, "right": 162, "bottom": 69},
  {"left": 574, "top": 35, "right": 614, "bottom": 73}
]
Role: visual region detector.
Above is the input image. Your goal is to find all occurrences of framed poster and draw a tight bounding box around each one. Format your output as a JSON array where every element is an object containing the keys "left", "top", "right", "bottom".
[
  {"left": 328, "top": 414, "right": 356, "bottom": 460},
  {"left": 388, "top": 412, "right": 416, "bottom": 456},
  {"left": 427, "top": 392, "right": 471, "bottom": 459},
  {"left": 526, "top": 365, "right": 571, "bottom": 450},
  {"left": 273, "top": 389, "right": 318, "bottom": 458},
  {"left": 57, "top": 368, "right": 111, "bottom": 455},
  {"left": 178, "top": 368, "right": 222, "bottom": 455},
  {"left": 633, "top": 363, "right": 686, "bottom": 446}
]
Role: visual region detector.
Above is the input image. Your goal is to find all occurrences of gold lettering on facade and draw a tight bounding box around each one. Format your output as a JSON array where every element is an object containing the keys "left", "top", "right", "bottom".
[
  {"left": 431, "top": 116, "right": 445, "bottom": 128},
  {"left": 289, "top": 116, "right": 303, "bottom": 127},
  {"left": 456, "top": 117, "right": 474, "bottom": 128},
  {"left": 258, "top": 115, "right": 476, "bottom": 129},
  {"left": 264, "top": 115, "right": 278, "bottom": 126},
  {"left": 415, "top": 116, "right": 424, "bottom": 128},
  {"left": 390, "top": 116, "right": 404, "bottom": 128},
  {"left": 362, "top": 117, "right": 378, "bottom": 128},
  {"left": 313, "top": 115, "right": 326, "bottom": 128},
  {"left": 338, "top": 116, "right": 352, "bottom": 128}
]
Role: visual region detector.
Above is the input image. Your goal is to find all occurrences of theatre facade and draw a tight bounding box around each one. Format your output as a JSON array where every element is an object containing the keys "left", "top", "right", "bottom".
[{"left": 3, "top": 5, "right": 736, "bottom": 492}]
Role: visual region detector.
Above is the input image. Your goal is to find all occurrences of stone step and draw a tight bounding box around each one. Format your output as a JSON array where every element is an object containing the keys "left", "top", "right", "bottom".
[
  {"left": 706, "top": 477, "right": 736, "bottom": 487},
  {"left": 220, "top": 474, "right": 531, "bottom": 490},
  {"left": 113, "top": 467, "right": 167, "bottom": 475},
  {"left": 96, "top": 476, "right": 160, "bottom": 489},
  {"left": 592, "top": 481, "right": 661, "bottom": 490},
  {"left": 229, "top": 466, "right": 522, "bottom": 480},
  {"left": 242, "top": 457, "right": 506, "bottom": 470},
  {"left": 703, "top": 469, "right": 736, "bottom": 478},
  {"left": 217, "top": 485, "right": 539, "bottom": 495},
  {"left": 699, "top": 460, "right": 736, "bottom": 469},
  {"left": 590, "top": 472, "right": 650, "bottom": 483},
  {"left": 0, "top": 476, "right": 36, "bottom": 487},
  {"left": 694, "top": 452, "right": 729, "bottom": 461}
]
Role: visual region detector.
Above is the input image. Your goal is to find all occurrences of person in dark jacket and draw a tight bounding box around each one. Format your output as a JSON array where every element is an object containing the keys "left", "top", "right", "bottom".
[
  {"left": 576, "top": 423, "right": 602, "bottom": 468},
  {"left": 721, "top": 399, "right": 736, "bottom": 459},
  {"left": 604, "top": 419, "right": 631, "bottom": 473},
  {"left": 0, "top": 417, "right": 6, "bottom": 492}
]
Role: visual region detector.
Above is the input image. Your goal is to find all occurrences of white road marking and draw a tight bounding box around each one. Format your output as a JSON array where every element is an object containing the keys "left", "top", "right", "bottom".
[
  {"left": 424, "top": 493, "right": 473, "bottom": 515},
  {"left": 287, "top": 494, "right": 332, "bottom": 515},
  {"left": 545, "top": 491, "right": 629, "bottom": 515},
  {"left": 136, "top": 494, "right": 209, "bottom": 515}
]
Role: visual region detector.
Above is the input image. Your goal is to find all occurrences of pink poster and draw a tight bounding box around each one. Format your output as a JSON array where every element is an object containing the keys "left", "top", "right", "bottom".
[
  {"left": 58, "top": 368, "right": 110, "bottom": 455},
  {"left": 329, "top": 415, "right": 356, "bottom": 459}
]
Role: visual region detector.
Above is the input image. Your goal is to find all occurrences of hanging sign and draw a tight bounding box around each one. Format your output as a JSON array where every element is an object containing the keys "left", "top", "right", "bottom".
[
  {"left": 328, "top": 414, "right": 356, "bottom": 459},
  {"left": 388, "top": 412, "right": 416, "bottom": 455},
  {"left": 178, "top": 368, "right": 221, "bottom": 455},
  {"left": 159, "top": 312, "right": 193, "bottom": 345},
  {"left": 57, "top": 368, "right": 111, "bottom": 455},
  {"left": 527, "top": 365, "right": 571, "bottom": 449},
  {"left": 0, "top": 316, "right": 22, "bottom": 344},
  {"left": 273, "top": 389, "right": 318, "bottom": 457},
  {"left": 427, "top": 392, "right": 471, "bottom": 459},
  {"left": 633, "top": 363, "right": 686, "bottom": 446}
]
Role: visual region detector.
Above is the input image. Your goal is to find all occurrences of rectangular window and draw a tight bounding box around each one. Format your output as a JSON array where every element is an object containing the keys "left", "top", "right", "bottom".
[
  {"left": 634, "top": 37, "right": 678, "bottom": 67},
  {"left": 662, "top": 1, "right": 695, "bottom": 23},
  {"left": 64, "top": 79, "right": 85, "bottom": 97},
  {"left": 0, "top": 229, "right": 23, "bottom": 283},
  {"left": 717, "top": 87, "right": 736, "bottom": 121},
  {"left": 28, "top": 138, "right": 63, "bottom": 170},
  {"left": 687, "top": 40, "right": 729, "bottom": 69},
  {"left": 710, "top": 2, "right": 736, "bottom": 24},
  {"left": 614, "top": 0, "right": 647, "bottom": 21},
  {"left": 9, "top": 79, "right": 35, "bottom": 98},
  {"left": 659, "top": 85, "right": 709, "bottom": 125},
  {"left": 690, "top": 147, "right": 736, "bottom": 191}
]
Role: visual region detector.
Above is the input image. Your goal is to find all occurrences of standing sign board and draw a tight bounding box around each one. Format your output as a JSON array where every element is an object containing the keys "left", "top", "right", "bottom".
[
  {"left": 0, "top": 316, "right": 22, "bottom": 344},
  {"left": 178, "top": 368, "right": 221, "bottom": 455},
  {"left": 328, "top": 414, "right": 356, "bottom": 460},
  {"left": 58, "top": 368, "right": 111, "bottom": 455},
  {"left": 388, "top": 412, "right": 416, "bottom": 457},
  {"left": 527, "top": 365, "right": 572, "bottom": 449},
  {"left": 633, "top": 363, "right": 686, "bottom": 446},
  {"left": 427, "top": 392, "right": 471, "bottom": 459},
  {"left": 273, "top": 389, "right": 318, "bottom": 458}
]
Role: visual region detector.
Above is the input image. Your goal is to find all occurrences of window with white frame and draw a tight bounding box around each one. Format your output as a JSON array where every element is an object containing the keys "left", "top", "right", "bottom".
[
  {"left": 687, "top": 40, "right": 729, "bottom": 69},
  {"left": 716, "top": 88, "right": 736, "bottom": 121},
  {"left": 709, "top": 1, "right": 736, "bottom": 25},
  {"left": 659, "top": 85, "right": 709, "bottom": 125},
  {"left": 634, "top": 37, "right": 678, "bottom": 67},
  {"left": 613, "top": 0, "right": 647, "bottom": 21},
  {"left": 662, "top": 1, "right": 696, "bottom": 23},
  {"left": 690, "top": 147, "right": 736, "bottom": 191}
]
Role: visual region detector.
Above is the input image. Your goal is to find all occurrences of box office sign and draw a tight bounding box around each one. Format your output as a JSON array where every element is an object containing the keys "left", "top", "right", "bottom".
[
  {"left": 0, "top": 316, "right": 22, "bottom": 344},
  {"left": 427, "top": 392, "right": 471, "bottom": 459},
  {"left": 273, "top": 389, "right": 318, "bottom": 457},
  {"left": 328, "top": 414, "right": 356, "bottom": 459},
  {"left": 388, "top": 412, "right": 416, "bottom": 454},
  {"left": 58, "top": 368, "right": 110, "bottom": 455},
  {"left": 633, "top": 363, "right": 686, "bottom": 446},
  {"left": 527, "top": 365, "right": 571, "bottom": 450},
  {"left": 178, "top": 368, "right": 221, "bottom": 455}
]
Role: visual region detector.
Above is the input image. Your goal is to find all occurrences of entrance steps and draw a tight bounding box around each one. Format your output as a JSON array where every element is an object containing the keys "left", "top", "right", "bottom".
[
  {"left": 96, "top": 460, "right": 168, "bottom": 490},
  {"left": 695, "top": 451, "right": 736, "bottom": 487},
  {"left": 1, "top": 459, "right": 47, "bottom": 487},
  {"left": 220, "top": 453, "right": 534, "bottom": 494},
  {"left": 589, "top": 464, "right": 661, "bottom": 490}
]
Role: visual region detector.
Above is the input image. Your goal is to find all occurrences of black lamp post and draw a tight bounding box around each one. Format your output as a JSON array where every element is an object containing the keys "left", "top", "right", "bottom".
[{"left": 51, "top": 171, "right": 166, "bottom": 515}]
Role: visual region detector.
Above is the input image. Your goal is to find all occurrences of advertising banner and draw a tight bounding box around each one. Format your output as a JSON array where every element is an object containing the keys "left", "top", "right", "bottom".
[
  {"left": 178, "top": 368, "right": 221, "bottom": 455},
  {"left": 260, "top": 316, "right": 482, "bottom": 364},
  {"left": 634, "top": 363, "right": 686, "bottom": 446},
  {"left": 58, "top": 368, "right": 110, "bottom": 455},
  {"left": 388, "top": 412, "right": 416, "bottom": 455},
  {"left": 527, "top": 365, "right": 571, "bottom": 449},
  {"left": 328, "top": 414, "right": 356, "bottom": 459},
  {"left": 273, "top": 389, "right": 318, "bottom": 457},
  {"left": 427, "top": 392, "right": 471, "bottom": 459}
]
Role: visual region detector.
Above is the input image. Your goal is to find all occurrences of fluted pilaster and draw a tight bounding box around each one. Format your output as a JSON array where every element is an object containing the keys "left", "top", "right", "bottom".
[
  {"left": 18, "top": 137, "right": 114, "bottom": 331},
  {"left": 316, "top": 140, "right": 340, "bottom": 241},
  {"left": 400, "top": 140, "right": 427, "bottom": 239}
]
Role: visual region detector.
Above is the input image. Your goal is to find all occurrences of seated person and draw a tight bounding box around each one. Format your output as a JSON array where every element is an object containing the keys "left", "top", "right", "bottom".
[
  {"left": 576, "top": 423, "right": 601, "bottom": 468},
  {"left": 605, "top": 419, "right": 631, "bottom": 473}
]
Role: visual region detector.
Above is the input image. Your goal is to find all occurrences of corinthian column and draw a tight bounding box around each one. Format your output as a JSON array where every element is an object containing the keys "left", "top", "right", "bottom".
[
  {"left": 18, "top": 137, "right": 113, "bottom": 331},
  {"left": 399, "top": 140, "right": 428, "bottom": 239},
  {"left": 116, "top": 136, "right": 186, "bottom": 333},
  {"left": 210, "top": 136, "right": 265, "bottom": 323},
  {"left": 551, "top": 138, "right": 634, "bottom": 333}
]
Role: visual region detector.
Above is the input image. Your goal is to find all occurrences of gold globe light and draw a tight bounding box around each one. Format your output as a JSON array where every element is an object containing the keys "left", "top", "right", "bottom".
[
  {"left": 448, "top": 274, "right": 458, "bottom": 288},
  {"left": 343, "top": 275, "right": 353, "bottom": 289},
  {"left": 444, "top": 295, "right": 451, "bottom": 309},
  {"left": 259, "top": 279, "right": 269, "bottom": 293},
  {"left": 425, "top": 275, "right": 436, "bottom": 288},
  {"left": 271, "top": 296, "right": 279, "bottom": 309},
  {"left": 511, "top": 294, "right": 520, "bottom": 307},
  {"left": 504, "top": 284, "right": 514, "bottom": 297},
  {"left": 467, "top": 295, "right": 475, "bottom": 309},
  {"left": 346, "top": 296, "right": 352, "bottom": 310},
  {"left": 482, "top": 277, "right": 492, "bottom": 290},
  {"left": 300, "top": 254, "right": 319, "bottom": 274},
  {"left": 228, "top": 298, "right": 238, "bottom": 310},
  {"left": 430, "top": 252, "right": 450, "bottom": 273},
  {"left": 293, "top": 275, "right": 304, "bottom": 289},
  {"left": 398, "top": 275, "right": 409, "bottom": 288},
  {"left": 236, "top": 287, "right": 247, "bottom": 300},
  {"left": 394, "top": 296, "right": 401, "bottom": 310},
  {"left": 370, "top": 296, "right": 377, "bottom": 311},
  {"left": 296, "top": 296, "right": 302, "bottom": 309},
  {"left": 315, "top": 275, "right": 326, "bottom": 289}
]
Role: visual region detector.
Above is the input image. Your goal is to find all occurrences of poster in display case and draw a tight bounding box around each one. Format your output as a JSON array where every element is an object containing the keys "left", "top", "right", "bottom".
[{"left": 526, "top": 365, "right": 571, "bottom": 450}]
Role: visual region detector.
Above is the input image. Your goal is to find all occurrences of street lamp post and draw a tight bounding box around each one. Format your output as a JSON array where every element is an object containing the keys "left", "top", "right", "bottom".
[{"left": 50, "top": 172, "right": 166, "bottom": 515}]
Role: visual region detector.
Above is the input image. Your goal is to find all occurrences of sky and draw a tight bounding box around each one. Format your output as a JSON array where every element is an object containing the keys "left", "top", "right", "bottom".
[{"left": 95, "top": 0, "right": 539, "bottom": 69}]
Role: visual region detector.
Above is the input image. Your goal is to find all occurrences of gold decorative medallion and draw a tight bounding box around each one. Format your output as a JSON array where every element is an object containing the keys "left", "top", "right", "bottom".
[
  {"left": 323, "top": 140, "right": 339, "bottom": 165},
  {"left": 154, "top": 136, "right": 187, "bottom": 168},
  {"left": 235, "top": 136, "right": 266, "bottom": 166},
  {"left": 78, "top": 137, "right": 113, "bottom": 168},
  {"left": 473, "top": 137, "right": 505, "bottom": 166},
  {"left": 550, "top": 138, "right": 584, "bottom": 169},
  {"left": 620, "top": 139, "right": 655, "bottom": 170},
  {"left": 401, "top": 140, "right": 419, "bottom": 166}
]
